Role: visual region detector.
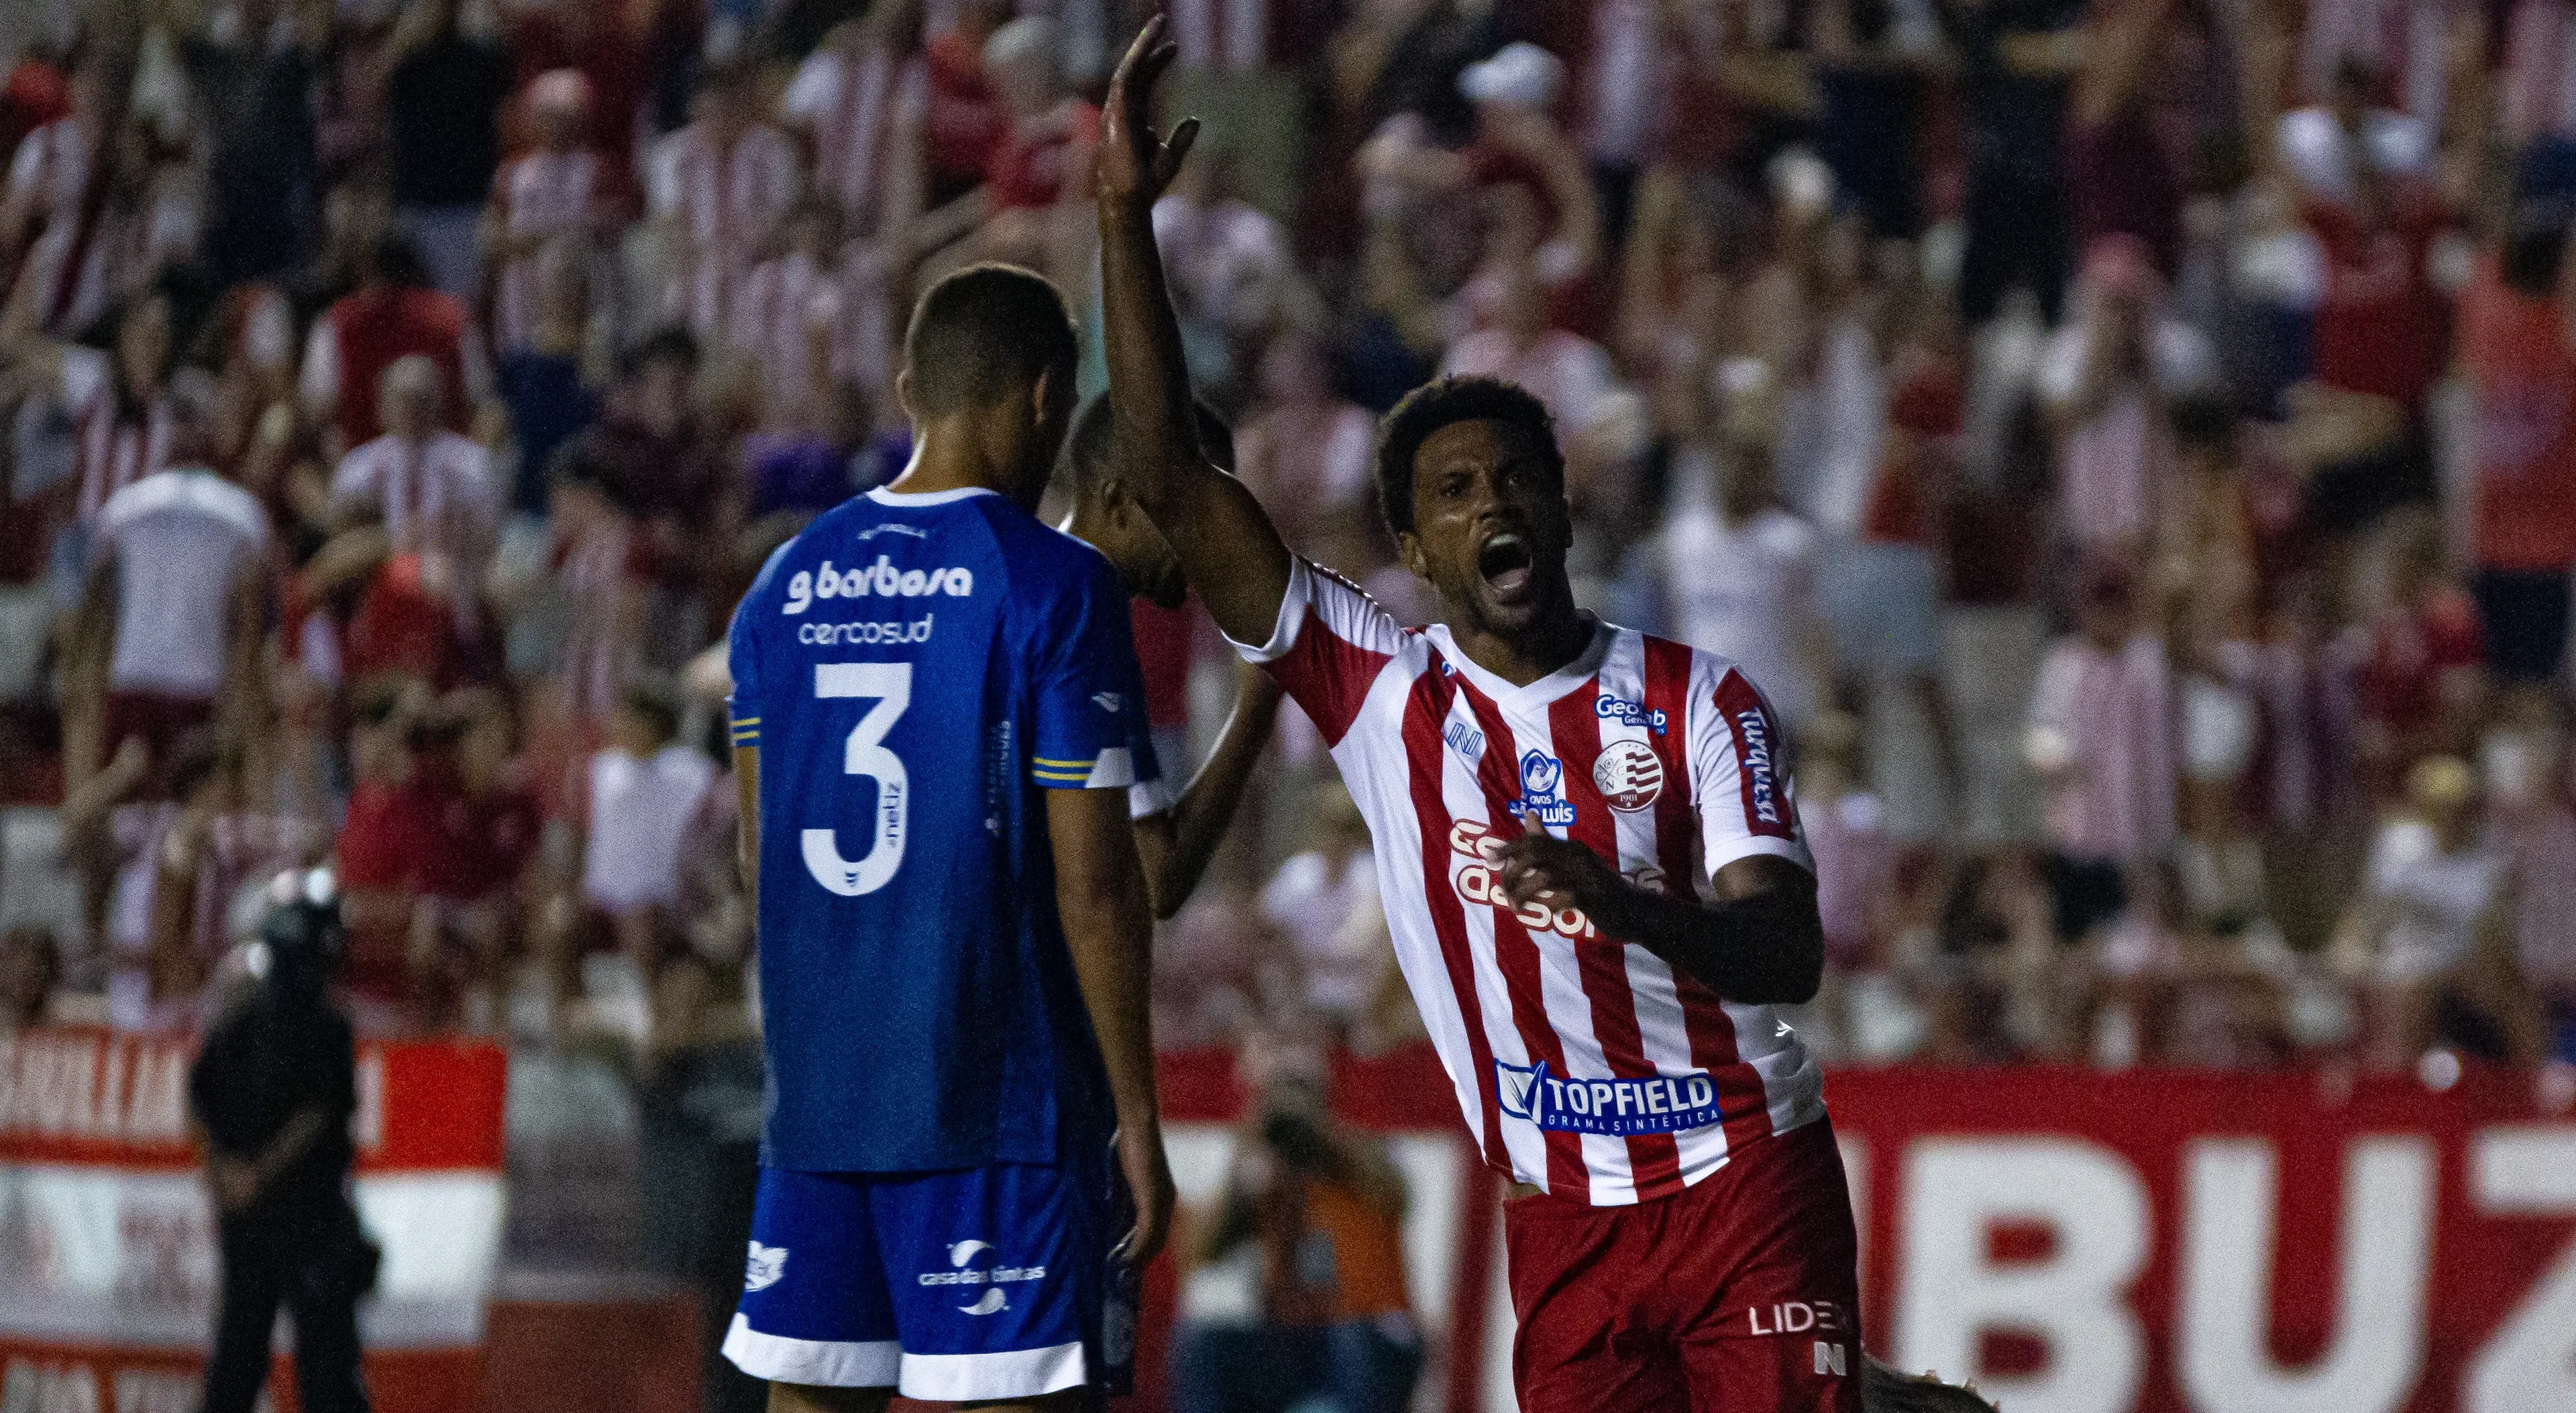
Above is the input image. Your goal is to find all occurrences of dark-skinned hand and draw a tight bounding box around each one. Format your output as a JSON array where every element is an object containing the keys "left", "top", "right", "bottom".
[
  {"left": 1099, "top": 15, "right": 1201, "bottom": 207},
  {"left": 1493, "top": 808, "right": 1622, "bottom": 917}
]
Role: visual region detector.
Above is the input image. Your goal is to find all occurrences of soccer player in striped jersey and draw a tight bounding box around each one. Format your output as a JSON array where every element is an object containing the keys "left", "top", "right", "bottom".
[{"left": 1098, "top": 22, "right": 1861, "bottom": 1411}]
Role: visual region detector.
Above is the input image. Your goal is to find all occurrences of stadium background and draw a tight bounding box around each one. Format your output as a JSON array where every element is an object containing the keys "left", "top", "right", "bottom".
[{"left": 3, "top": 0, "right": 2576, "bottom": 1408}]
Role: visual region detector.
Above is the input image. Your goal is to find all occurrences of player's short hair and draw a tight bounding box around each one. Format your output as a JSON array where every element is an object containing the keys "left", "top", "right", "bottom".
[
  {"left": 621, "top": 325, "right": 700, "bottom": 380},
  {"left": 1373, "top": 376, "right": 1563, "bottom": 537},
  {"left": 902, "top": 264, "right": 1077, "bottom": 419},
  {"left": 1063, "top": 394, "right": 1234, "bottom": 499}
]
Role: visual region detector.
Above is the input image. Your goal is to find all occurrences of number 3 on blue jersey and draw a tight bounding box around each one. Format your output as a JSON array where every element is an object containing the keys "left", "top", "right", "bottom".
[{"left": 803, "top": 662, "right": 910, "bottom": 896}]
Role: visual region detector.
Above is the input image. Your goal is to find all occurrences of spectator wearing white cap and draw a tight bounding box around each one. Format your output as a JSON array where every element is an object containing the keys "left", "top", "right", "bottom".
[{"left": 1454, "top": 40, "right": 1601, "bottom": 289}]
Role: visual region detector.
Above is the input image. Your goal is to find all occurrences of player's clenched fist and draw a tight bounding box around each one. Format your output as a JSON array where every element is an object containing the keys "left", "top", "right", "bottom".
[{"left": 1493, "top": 809, "right": 1619, "bottom": 917}]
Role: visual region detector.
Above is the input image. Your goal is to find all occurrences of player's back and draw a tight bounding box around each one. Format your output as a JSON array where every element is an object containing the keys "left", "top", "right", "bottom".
[{"left": 729, "top": 484, "right": 1149, "bottom": 1173}]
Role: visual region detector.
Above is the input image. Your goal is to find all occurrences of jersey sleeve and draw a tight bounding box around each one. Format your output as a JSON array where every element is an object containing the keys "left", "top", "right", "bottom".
[
  {"left": 1686, "top": 659, "right": 1814, "bottom": 878},
  {"left": 1224, "top": 555, "right": 1405, "bottom": 748},
  {"left": 1029, "top": 554, "right": 1157, "bottom": 791},
  {"left": 728, "top": 542, "right": 794, "bottom": 749}
]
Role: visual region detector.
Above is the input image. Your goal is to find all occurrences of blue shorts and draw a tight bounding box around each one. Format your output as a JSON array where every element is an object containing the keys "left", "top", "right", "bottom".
[{"left": 720, "top": 1161, "right": 1133, "bottom": 1402}]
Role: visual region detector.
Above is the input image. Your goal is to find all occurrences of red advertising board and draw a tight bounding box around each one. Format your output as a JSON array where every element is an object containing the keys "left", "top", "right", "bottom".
[
  {"left": 1155, "top": 1048, "right": 2576, "bottom": 1413},
  {"left": 1, "top": 1029, "right": 509, "bottom": 1413}
]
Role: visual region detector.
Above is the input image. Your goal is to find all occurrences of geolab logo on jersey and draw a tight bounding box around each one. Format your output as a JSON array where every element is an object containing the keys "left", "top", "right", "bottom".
[
  {"left": 1494, "top": 1058, "right": 1724, "bottom": 1137},
  {"left": 784, "top": 557, "right": 975, "bottom": 614},
  {"left": 919, "top": 1239, "right": 1047, "bottom": 1316},
  {"left": 1595, "top": 695, "right": 1670, "bottom": 734},
  {"left": 1512, "top": 749, "right": 1575, "bottom": 827}
]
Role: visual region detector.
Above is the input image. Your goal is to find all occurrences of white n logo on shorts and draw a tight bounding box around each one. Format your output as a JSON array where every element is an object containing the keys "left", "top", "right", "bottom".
[{"left": 1815, "top": 1341, "right": 1847, "bottom": 1377}]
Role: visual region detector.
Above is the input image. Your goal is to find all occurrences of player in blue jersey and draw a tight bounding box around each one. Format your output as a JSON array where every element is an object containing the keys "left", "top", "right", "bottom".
[
  {"left": 720, "top": 264, "right": 1175, "bottom": 1412},
  {"left": 1057, "top": 393, "right": 1285, "bottom": 919}
]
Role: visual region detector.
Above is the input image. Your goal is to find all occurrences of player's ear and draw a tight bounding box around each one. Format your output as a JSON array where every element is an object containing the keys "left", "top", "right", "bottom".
[
  {"left": 1397, "top": 529, "right": 1427, "bottom": 579},
  {"left": 894, "top": 368, "right": 916, "bottom": 422}
]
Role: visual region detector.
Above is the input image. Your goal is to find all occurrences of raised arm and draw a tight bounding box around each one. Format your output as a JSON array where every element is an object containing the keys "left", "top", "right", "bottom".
[{"left": 1097, "top": 19, "right": 1293, "bottom": 647}]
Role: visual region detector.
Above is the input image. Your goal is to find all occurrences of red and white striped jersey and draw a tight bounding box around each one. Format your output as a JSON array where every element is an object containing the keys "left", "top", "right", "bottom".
[
  {"left": 331, "top": 430, "right": 502, "bottom": 576},
  {"left": 727, "top": 244, "right": 894, "bottom": 429},
  {"left": 61, "top": 348, "right": 178, "bottom": 526},
  {"left": 1238, "top": 558, "right": 1826, "bottom": 1206},
  {"left": 782, "top": 44, "right": 928, "bottom": 236},
  {"left": 2503, "top": 0, "right": 2576, "bottom": 143},
  {"left": 647, "top": 121, "right": 803, "bottom": 339},
  {"left": 489, "top": 148, "right": 608, "bottom": 354},
  {"left": 2300, "top": 0, "right": 2451, "bottom": 125}
]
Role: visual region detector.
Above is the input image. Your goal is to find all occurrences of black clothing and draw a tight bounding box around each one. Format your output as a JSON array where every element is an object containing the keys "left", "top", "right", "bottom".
[
  {"left": 384, "top": 36, "right": 512, "bottom": 208},
  {"left": 203, "top": 1208, "right": 372, "bottom": 1413},
  {"left": 190, "top": 980, "right": 368, "bottom": 1413},
  {"left": 187, "top": 34, "right": 319, "bottom": 284}
]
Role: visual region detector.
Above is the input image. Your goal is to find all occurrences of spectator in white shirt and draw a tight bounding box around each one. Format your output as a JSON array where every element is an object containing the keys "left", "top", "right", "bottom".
[
  {"left": 330, "top": 355, "right": 500, "bottom": 616},
  {"left": 566, "top": 683, "right": 716, "bottom": 992},
  {"left": 77, "top": 452, "right": 270, "bottom": 798},
  {"left": 2331, "top": 754, "right": 2546, "bottom": 1067},
  {"left": 1654, "top": 424, "right": 1831, "bottom": 734}
]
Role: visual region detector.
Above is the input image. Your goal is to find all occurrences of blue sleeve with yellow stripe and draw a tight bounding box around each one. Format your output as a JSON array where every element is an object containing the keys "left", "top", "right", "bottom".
[{"left": 1026, "top": 554, "right": 1158, "bottom": 792}]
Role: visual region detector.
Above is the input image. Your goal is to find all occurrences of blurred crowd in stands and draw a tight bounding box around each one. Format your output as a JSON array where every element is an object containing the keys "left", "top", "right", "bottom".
[{"left": 2, "top": 0, "right": 2575, "bottom": 1114}]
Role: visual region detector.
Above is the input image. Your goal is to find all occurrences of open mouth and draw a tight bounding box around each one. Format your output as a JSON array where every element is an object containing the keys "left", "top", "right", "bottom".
[{"left": 1477, "top": 531, "right": 1535, "bottom": 597}]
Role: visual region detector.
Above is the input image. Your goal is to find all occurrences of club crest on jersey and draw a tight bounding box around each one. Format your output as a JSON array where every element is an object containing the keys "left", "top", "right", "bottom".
[
  {"left": 1593, "top": 739, "right": 1665, "bottom": 811},
  {"left": 1595, "top": 695, "right": 1670, "bottom": 734},
  {"left": 1513, "top": 750, "right": 1575, "bottom": 827},
  {"left": 1493, "top": 1058, "right": 1723, "bottom": 1137}
]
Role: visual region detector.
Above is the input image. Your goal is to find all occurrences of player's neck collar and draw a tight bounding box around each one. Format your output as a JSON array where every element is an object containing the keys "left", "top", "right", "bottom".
[
  {"left": 866, "top": 485, "right": 999, "bottom": 507},
  {"left": 1425, "top": 617, "right": 1613, "bottom": 706}
]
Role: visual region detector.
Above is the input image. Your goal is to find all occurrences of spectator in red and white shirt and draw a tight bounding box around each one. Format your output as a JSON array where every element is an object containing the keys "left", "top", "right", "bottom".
[
  {"left": 485, "top": 69, "right": 614, "bottom": 358},
  {"left": 1441, "top": 258, "right": 1622, "bottom": 444},
  {"left": 780, "top": 7, "right": 928, "bottom": 239},
  {"left": 301, "top": 235, "right": 485, "bottom": 459},
  {"left": 727, "top": 197, "right": 893, "bottom": 435},
  {"left": 330, "top": 355, "right": 501, "bottom": 616},
  {"left": 2455, "top": 219, "right": 2576, "bottom": 686},
  {"left": 0, "top": 50, "right": 191, "bottom": 341},
  {"left": 1235, "top": 333, "right": 1382, "bottom": 578},
  {"left": 2040, "top": 235, "right": 2218, "bottom": 556},
  {"left": 2027, "top": 563, "right": 2176, "bottom": 933},
  {"left": 647, "top": 59, "right": 802, "bottom": 342}
]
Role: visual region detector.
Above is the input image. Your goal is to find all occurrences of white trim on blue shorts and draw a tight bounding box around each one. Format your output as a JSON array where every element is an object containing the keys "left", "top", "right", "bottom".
[
  {"left": 721, "top": 1313, "right": 900, "bottom": 1388},
  {"left": 899, "top": 1341, "right": 1088, "bottom": 1402}
]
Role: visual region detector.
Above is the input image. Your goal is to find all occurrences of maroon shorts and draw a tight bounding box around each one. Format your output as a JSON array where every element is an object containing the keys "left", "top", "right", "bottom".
[
  {"left": 1503, "top": 1116, "right": 1863, "bottom": 1413},
  {"left": 101, "top": 691, "right": 217, "bottom": 789}
]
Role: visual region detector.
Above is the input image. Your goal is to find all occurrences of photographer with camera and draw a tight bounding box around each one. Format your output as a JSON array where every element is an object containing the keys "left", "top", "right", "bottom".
[{"left": 189, "top": 869, "right": 377, "bottom": 1413}]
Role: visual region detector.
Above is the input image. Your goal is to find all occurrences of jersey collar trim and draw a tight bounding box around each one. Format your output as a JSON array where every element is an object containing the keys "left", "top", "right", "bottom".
[
  {"left": 1423, "top": 618, "right": 1616, "bottom": 707},
  {"left": 865, "top": 485, "right": 999, "bottom": 507}
]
